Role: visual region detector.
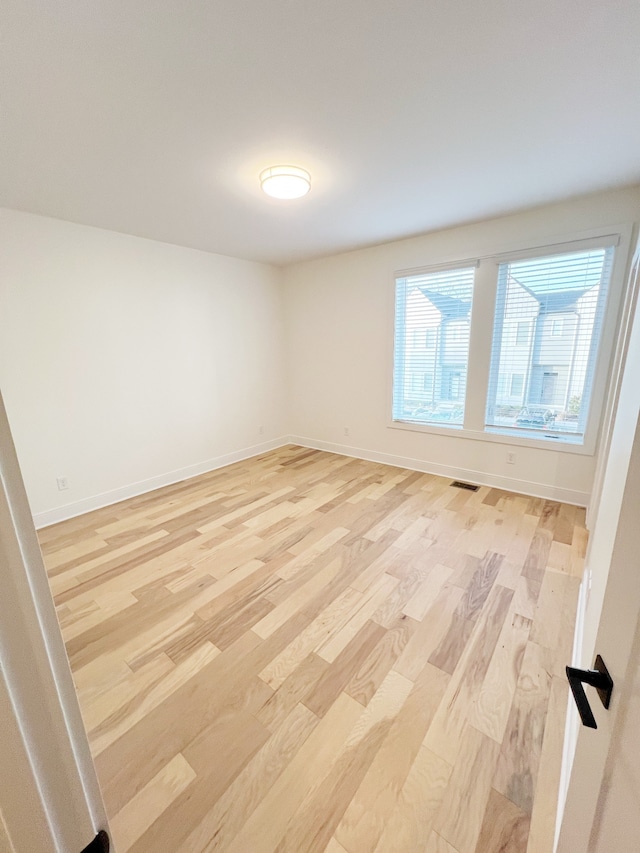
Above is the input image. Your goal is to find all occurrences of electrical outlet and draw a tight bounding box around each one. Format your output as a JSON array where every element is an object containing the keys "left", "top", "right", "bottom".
[
  {"left": 56, "top": 476, "right": 69, "bottom": 491},
  {"left": 506, "top": 452, "right": 516, "bottom": 465},
  {"left": 344, "top": 427, "right": 350, "bottom": 437}
]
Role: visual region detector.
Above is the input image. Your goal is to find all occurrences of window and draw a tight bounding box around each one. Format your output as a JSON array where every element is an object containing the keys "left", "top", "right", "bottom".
[
  {"left": 391, "top": 233, "right": 623, "bottom": 450},
  {"left": 423, "top": 371, "right": 434, "bottom": 392},
  {"left": 485, "top": 247, "right": 614, "bottom": 442},
  {"left": 510, "top": 373, "right": 525, "bottom": 397},
  {"left": 425, "top": 328, "right": 437, "bottom": 348},
  {"left": 515, "top": 321, "right": 529, "bottom": 347},
  {"left": 447, "top": 371, "right": 462, "bottom": 399},
  {"left": 392, "top": 265, "right": 475, "bottom": 427},
  {"left": 413, "top": 328, "right": 438, "bottom": 349}
]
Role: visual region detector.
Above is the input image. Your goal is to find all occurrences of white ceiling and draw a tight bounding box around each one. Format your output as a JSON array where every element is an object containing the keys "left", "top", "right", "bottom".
[{"left": 2, "top": 1, "right": 640, "bottom": 266}]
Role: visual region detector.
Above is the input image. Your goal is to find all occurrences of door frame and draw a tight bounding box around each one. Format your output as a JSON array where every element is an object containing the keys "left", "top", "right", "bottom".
[
  {"left": 557, "top": 411, "right": 640, "bottom": 850},
  {"left": 0, "top": 391, "right": 109, "bottom": 852},
  {"left": 557, "top": 239, "right": 640, "bottom": 849}
]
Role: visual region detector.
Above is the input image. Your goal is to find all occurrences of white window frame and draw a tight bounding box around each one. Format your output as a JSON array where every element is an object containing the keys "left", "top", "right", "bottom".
[{"left": 388, "top": 225, "right": 633, "bottom": 456}]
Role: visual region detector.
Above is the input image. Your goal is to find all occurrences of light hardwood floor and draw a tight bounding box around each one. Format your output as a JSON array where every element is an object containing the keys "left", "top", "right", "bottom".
[{"left": 39, "top": 446, "right": 585, "bottom": 853}]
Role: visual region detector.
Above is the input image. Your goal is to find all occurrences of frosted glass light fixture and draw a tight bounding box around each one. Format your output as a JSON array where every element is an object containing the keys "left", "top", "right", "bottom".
[{"left": 260, "top": 165, "right": 311, "bottom": 199}]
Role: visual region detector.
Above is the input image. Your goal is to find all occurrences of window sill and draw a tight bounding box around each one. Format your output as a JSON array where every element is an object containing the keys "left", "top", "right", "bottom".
[{"left": 388, "top": 418, "right": 595, "bottom": 455}]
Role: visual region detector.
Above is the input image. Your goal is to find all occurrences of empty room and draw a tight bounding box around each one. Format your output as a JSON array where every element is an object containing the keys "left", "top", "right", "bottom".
[{"left": 2, "top": 2, "right": 640, "bottom": 852}]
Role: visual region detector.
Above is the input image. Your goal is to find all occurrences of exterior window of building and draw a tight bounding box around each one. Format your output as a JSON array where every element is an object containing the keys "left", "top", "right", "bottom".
[
  {"left": 423, "top": 372, "right": 434, "bottom": 392},
  {"left": 510, "top": 373, "right": 525, "bottom": 397},
  {"left": 515, "top": 321, "right": 529, "bottom": 346},
  {"left": 425, "top": 328, "right": 437, "bottom": 348}
]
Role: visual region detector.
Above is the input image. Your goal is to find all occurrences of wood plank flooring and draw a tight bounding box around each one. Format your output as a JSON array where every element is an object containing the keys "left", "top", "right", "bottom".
[{"left": 39, "top": 445, "right": 585, "bottom": 853}]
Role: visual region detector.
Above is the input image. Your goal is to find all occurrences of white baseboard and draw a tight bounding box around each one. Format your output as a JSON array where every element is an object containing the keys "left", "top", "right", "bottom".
[
  {"left": 288, "top": 435, "right": 589, "bottom": 506},
  {"left": 34, "top": 432, "right": 588, "bottom": 528},
  {"left": 33, "top": 437, "right": 289, "bottom": 528}
]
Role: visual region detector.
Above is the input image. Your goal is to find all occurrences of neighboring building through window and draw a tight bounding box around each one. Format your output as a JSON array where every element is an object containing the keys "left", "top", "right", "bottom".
[
  {"left": 392, "top": 265, "right": 475, "bottom": 427},
  {"left": 485, "top": 247, "right": 614, "bottom": 441}
]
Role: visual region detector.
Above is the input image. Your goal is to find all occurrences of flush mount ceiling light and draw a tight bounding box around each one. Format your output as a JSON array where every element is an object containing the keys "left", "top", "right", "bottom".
[{"left": 260, "top": 165, "right": 311, "bottom": 199}]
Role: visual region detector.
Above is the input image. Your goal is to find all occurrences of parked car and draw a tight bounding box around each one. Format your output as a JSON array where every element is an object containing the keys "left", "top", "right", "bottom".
[
  {"left": 409, "top": 402, "right": 464, "bottom": 423},
  {"left": 428, "top": 403, "right": 464, "bottom": 423},
  {"left": 515, "top": 406, "right": 556, "bottom": 428}
]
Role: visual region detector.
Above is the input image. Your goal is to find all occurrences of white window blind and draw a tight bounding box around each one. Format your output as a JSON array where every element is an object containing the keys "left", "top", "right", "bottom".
[
  {"left": 485, "top": 246, "right": 614, "bottom": 443},
  {"left": 393, "top": 266, "right": 475, "bottom": 427}
]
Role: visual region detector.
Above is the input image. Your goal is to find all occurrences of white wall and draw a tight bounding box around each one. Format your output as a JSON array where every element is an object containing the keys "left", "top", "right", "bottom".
[
  {"left": 0, "top": 209, "right": 288, "bottom": 525},
  {"left": 283, "top": 187, "right": 640, "bottom": 505}
]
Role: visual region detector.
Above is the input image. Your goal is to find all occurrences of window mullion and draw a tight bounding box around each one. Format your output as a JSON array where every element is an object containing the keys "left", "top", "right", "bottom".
[{"left": 463, "top": 259, "right": 497, "bottom": 431}]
